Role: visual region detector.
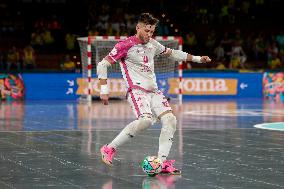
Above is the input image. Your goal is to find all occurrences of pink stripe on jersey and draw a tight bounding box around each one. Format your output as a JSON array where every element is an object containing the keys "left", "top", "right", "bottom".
[
  {"left": 129, "top": 91, "right": 141, "bottom": 117},
  {"left": 121, "top": 59, "right": 133, "bottom": 88}
]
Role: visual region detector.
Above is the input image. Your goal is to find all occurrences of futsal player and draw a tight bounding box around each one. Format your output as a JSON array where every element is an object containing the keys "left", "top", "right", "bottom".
[{"left": 98, "top": 13, "right": 211, "bottom": 174}]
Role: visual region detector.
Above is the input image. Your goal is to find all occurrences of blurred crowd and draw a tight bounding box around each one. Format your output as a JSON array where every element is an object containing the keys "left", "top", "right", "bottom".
[{"left": 0, "top": 0, "right": 283, "bottom": 72}]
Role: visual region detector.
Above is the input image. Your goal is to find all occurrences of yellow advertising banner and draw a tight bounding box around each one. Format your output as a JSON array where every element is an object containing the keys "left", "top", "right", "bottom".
[
  {"left": 77, "top": 78, "right": 126, "bottom": 97},
  {"left": 77, "top": 77, "right": 238, "bottom": 96},
  {"left": 168, "top": 78, "right": 238, "bottom": 95}
]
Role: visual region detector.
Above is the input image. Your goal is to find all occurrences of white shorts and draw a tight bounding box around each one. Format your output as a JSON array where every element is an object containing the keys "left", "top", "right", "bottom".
[{"left": 127, "top": 89, "right": 172, "bottom": 119}]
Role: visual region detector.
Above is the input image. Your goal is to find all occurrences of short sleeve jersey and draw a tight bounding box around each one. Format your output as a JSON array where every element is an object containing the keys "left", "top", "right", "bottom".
[{"left": 106, "top": 36, "right": 166, "bottom": 92}]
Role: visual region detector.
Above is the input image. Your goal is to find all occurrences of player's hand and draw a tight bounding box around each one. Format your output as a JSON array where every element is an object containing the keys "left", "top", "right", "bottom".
[
  {"left": 100, "top": 94, "right": 109, "bottom": 105},
  {"left": 201, "top": 56, "right": 211, "bottom": 63}
]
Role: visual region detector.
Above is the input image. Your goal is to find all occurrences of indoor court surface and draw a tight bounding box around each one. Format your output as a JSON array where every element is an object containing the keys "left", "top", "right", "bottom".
[{"left": 0, "top": 99, "right": 284, "bottom": 189}]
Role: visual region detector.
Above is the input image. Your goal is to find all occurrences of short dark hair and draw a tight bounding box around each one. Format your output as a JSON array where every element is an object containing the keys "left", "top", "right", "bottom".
[{"left": 138, "top": 13, "right": 159, "bottom": 25}]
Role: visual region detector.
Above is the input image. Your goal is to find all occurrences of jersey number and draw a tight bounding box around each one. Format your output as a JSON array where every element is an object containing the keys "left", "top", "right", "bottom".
[{"left": 143, "top": 56, "right": 148, "bottom": 64}]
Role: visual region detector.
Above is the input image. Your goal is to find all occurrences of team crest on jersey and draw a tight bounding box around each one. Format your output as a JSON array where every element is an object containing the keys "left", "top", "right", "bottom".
[{"left": 110, "top": 48, "right": 118, "bottom": 56}]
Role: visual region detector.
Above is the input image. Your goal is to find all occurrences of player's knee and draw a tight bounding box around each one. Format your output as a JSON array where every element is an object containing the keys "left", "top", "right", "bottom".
[
  {"left": 137, "top": 114, "right": 153, "bottom": 131},
  {"left": 124, "top": 114, "right": 152, "bottom": 137},
  {"left": 161, "top": 113, "right": 177, "bottom": 132}
]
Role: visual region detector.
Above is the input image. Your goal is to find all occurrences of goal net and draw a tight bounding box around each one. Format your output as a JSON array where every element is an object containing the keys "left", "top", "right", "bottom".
[{"left": 77, "top": 36, "right": 183, "bottom": 102}]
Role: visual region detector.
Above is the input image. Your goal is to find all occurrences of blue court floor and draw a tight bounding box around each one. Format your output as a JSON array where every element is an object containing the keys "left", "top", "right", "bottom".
[{"left": 0, "top": 99, "right": 284, "bottom": 189}]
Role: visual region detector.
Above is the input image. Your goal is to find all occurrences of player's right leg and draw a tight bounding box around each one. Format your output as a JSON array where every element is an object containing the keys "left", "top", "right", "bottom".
[{"left": 151, "top": 91, "right": 181, "bottom": 174}]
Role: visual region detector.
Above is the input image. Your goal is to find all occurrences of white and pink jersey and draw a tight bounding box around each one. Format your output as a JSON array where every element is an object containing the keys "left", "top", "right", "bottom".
[{"left": 106, "top": 36, "right": 166, "bottom": 92}]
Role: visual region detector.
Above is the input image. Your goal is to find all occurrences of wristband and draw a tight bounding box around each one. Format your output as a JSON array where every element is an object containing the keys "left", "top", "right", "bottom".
[
  {"left": 192, "top": 56, "right": 202, "bottom": 63},
  {"left": 100, "top": 84, "right": 109, "bottom": 94}
]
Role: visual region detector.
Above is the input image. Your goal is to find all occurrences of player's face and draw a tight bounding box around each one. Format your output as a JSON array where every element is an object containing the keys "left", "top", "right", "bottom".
[{"left": 136, "top": 23, "right": 156, "bottom": 43}]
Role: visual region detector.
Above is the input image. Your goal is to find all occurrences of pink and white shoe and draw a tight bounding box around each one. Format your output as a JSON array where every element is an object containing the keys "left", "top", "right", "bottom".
[
  {"left": 100, "top": 145, "right": 116, "bottom": 166},
  {"left": 160, "top": 160, "right": 181, "bottom": 175}
]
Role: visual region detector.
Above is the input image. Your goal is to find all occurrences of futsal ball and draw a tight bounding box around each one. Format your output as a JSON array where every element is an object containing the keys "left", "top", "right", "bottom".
[{"left": 141, "top": 156, "right": 162, "bottom": 176}]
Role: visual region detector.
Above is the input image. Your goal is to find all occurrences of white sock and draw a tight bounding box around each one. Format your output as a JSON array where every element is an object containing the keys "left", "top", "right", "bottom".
[
  {"left": 108, "top": 116, "right": 152, "bottom": 149},
  {"left": 158, "top": 114, "right": 177, "bottom": 162},
  {"left": 108, "top": 120, "right": 139, "bottom": 149}
]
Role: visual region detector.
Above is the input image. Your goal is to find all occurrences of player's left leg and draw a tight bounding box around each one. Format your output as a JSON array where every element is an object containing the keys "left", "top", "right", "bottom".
[
  {"left": 101, "top": 89, "right": 153, "bottom": 166},
  {"left": 100, "top": 114, "right": 153, "bottom": 166},
  {"left": 151, "top": 91, "right": 181, "bottom": 175}
]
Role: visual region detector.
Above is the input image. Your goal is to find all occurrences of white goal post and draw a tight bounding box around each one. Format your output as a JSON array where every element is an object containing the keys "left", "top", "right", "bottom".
[{"left": 77, "top": 36, "right": 183, "bottom": 103}]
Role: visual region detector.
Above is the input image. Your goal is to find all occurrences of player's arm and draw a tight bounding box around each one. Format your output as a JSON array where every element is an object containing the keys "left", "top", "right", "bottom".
[
  {"left": 98, "top": 39, "right": 126, "bottom": 105},
  {"left": 97, "top": 57, "right": 112, "bottom": 105},
  {"left": 163, "top": 48, "right": 211, "bottom": 63}
]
